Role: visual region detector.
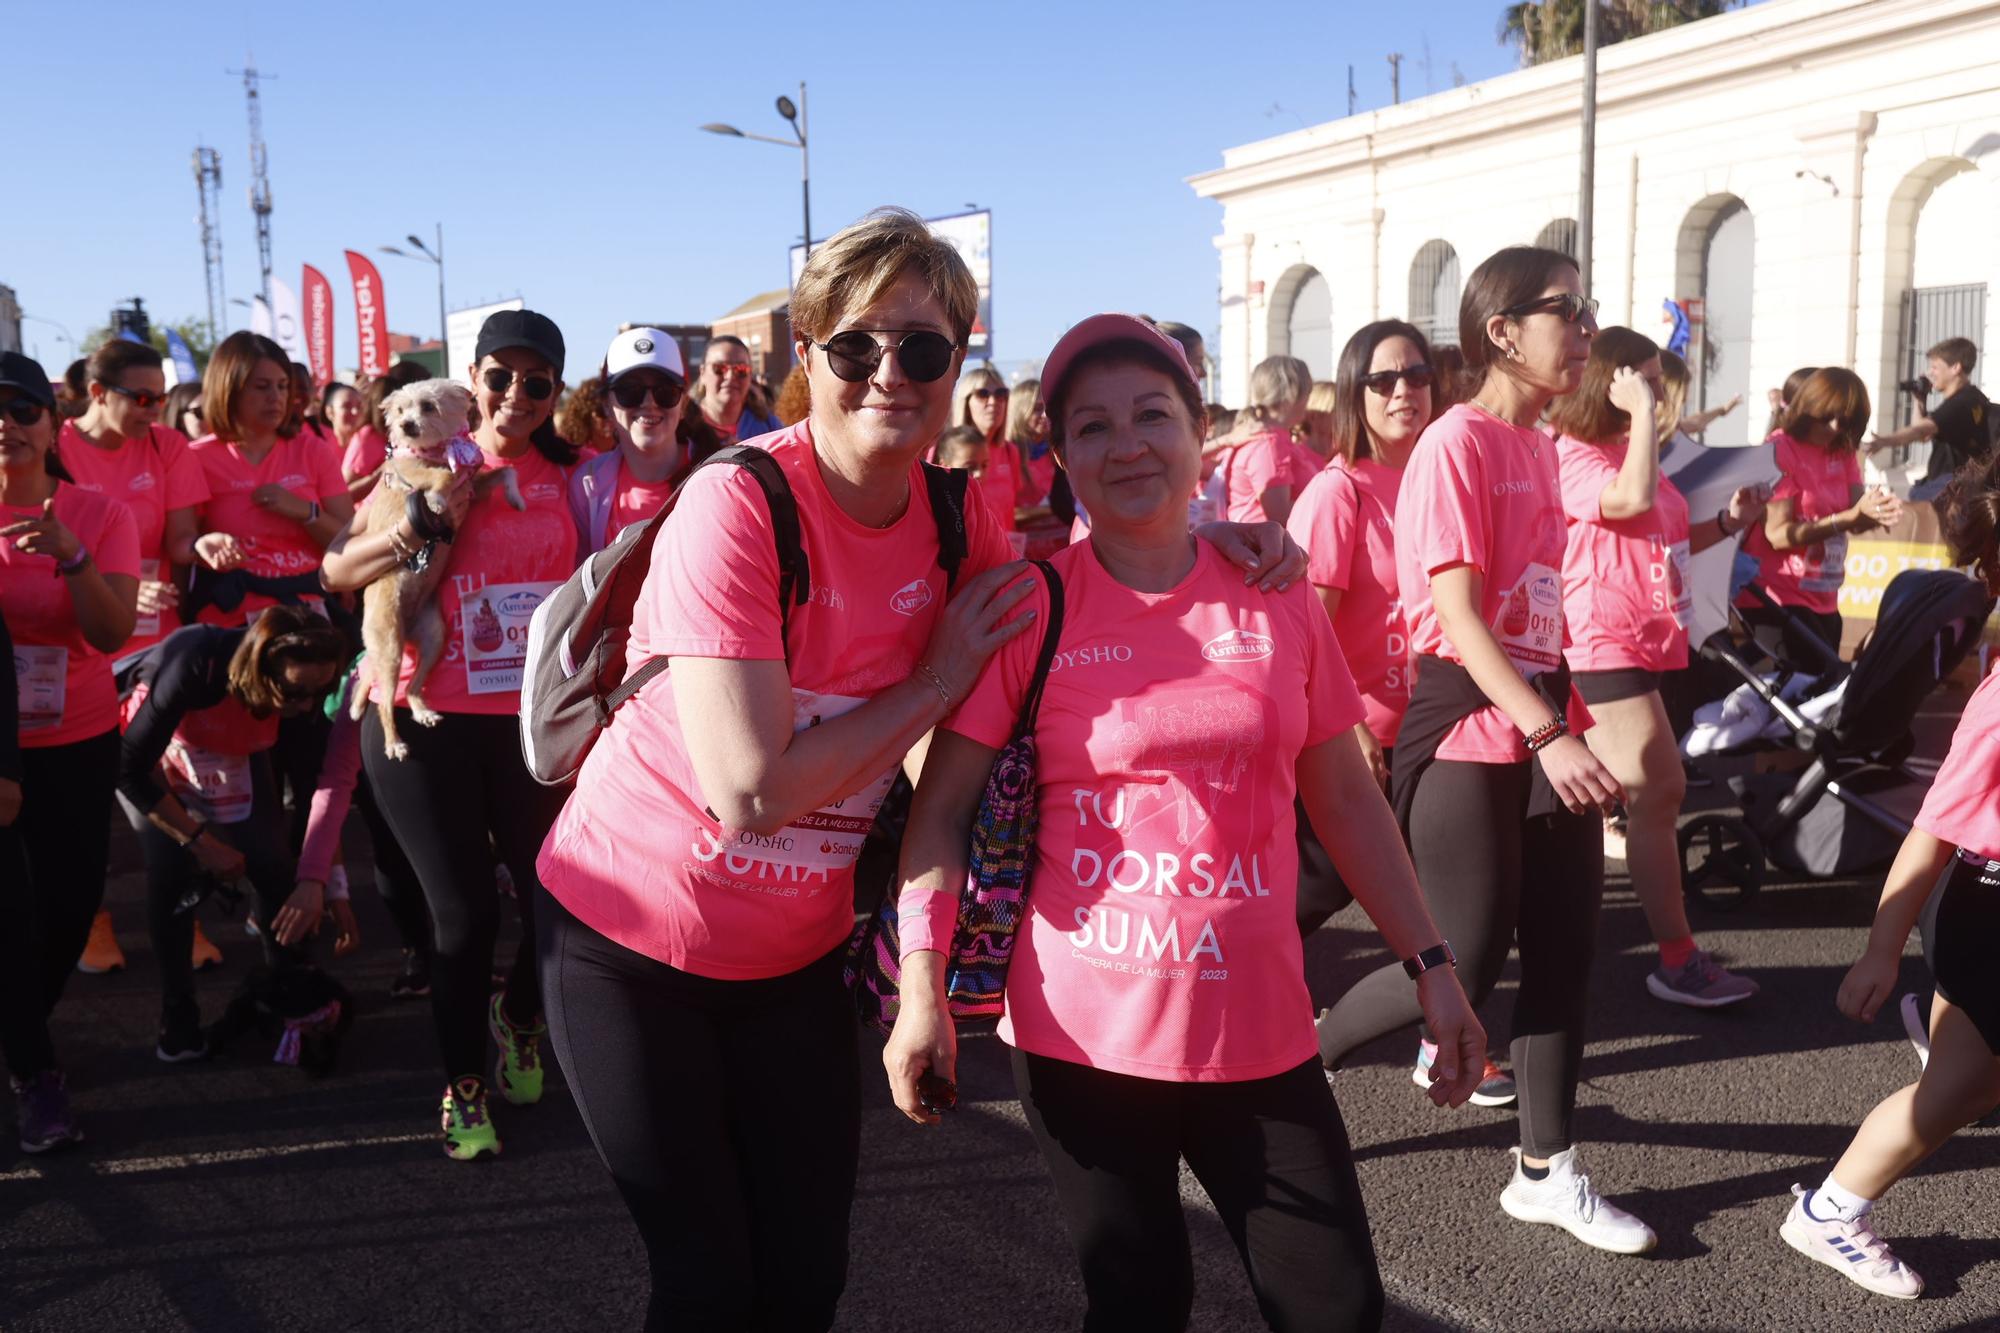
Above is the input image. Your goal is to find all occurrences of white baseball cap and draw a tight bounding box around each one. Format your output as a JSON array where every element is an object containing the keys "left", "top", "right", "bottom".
[{"left": 604, "top": 327, "right": 686, "bottom": 382}]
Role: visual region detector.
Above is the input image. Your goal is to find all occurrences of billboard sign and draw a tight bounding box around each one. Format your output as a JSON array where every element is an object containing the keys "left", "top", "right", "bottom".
[
  {"left": 445, "top": 298, "right": 525, "bottom": 384},
  {"left": 791, "top": 209, "right": 992, "bottom": 357}
]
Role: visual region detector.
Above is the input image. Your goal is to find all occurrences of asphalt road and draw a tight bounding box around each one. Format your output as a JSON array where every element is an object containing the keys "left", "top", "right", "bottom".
[{"left": 4, "top": 680, "right": 1997, "bottom": 1332}]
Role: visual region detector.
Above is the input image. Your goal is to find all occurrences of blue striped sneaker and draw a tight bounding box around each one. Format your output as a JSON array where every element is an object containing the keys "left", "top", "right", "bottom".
[{"left": 1779, "top": 1185, "right": 1922, "bottom": 1299}]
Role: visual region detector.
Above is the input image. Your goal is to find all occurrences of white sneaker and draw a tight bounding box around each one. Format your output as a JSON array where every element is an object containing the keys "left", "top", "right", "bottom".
[
  {"left": 1499, "top": 1147, "right": 1657, "bottom": 1254},
  {"left": 1779, "top": 1185, "right": 1923, "bottom": 1299}
]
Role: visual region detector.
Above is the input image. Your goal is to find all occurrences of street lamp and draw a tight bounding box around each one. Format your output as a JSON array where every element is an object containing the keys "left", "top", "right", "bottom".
[
  {"left": 380, "top": 224, "right": 449, "bottom": 373},
  {"left": 700, "top": 82, "right": 812, "bottom": 264},
  {"left": 21, "top": 313, "right": 77, "bottom": 365}
]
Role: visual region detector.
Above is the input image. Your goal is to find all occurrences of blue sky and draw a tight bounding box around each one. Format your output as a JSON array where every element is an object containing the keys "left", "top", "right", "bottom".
[{"left": 13, "top": 0, "right": 1567, "bottom": 380}]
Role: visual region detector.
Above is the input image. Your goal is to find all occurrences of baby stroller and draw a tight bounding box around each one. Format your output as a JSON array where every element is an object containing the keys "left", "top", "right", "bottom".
[{"left": 1677, "top": 569, "right": 1995, "bottom": 909}]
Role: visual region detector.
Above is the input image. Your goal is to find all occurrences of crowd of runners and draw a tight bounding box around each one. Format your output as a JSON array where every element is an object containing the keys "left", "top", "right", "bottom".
[{"left": 2, "top": 207, "right": 1997, "bottom": 1331}]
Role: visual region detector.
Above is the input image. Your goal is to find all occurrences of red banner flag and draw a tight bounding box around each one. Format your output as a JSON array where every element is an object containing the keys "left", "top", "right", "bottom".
[
  {"left": 302, "top": 264, "right": 335, "bottom": 388},
  {"left": 343, "top": 250, "right": 388, "bottom": 379}
]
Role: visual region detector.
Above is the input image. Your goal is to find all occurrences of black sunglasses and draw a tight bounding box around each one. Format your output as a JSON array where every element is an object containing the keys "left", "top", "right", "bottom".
[
  {"left": 1503, "top": 293, "right": 1599, "bottom": 324},
  {"left": 813, "top": 330, "right": 959, "bottom": 385},
  {"left": 1359, "top": 366, "right": 1435, "bottom": 396},
  {"left": 1, "top": 399, "right": 48, "bottom": 426},
  {"left": 481, "top": 367, "right": 556, "bottom": 401},
  {"left": 608, "top": 376, "right": 685, "bottom": 411},
  {"left": 970, "top": 386, "right": 1009, "bottom": 400},
  {"left": 106, "top": 384, "right": 170, "bottom": 409}
]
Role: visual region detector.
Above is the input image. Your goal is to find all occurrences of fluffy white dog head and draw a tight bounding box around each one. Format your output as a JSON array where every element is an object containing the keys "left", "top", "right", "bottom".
[{"left": 381, "top": 379, "right": 474, "bottom": 464}]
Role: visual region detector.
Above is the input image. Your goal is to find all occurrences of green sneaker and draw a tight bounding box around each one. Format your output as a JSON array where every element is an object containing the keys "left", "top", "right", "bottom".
[
  {"left": 439, "top": 1076, "right": 500, "bottom": 1161},
  {"left": 487, "top": 992, "right": 546, "bottom": 1106}
]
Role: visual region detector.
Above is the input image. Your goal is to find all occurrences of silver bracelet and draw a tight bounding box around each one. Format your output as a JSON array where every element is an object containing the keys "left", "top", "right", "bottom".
[{"left": 913, "top": 662, "right": 952, "bottom": 711}]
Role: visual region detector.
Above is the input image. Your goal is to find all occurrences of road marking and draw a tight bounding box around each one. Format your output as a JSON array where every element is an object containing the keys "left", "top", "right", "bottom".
[
  {"left": 0, "top": 1165, "right": 44, "bottom": 1182},
  {"left": 0, "top": 1131, "right": 435, "bottom": 1182}
]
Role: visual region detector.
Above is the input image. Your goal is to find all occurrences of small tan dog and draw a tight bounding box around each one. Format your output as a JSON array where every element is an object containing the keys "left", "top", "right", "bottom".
[{"left": 352, "top": 378, "right": 523, "bottom": 758}]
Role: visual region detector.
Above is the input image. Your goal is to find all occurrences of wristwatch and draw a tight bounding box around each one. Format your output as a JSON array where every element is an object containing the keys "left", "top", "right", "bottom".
[{"left": 1403, "top": 941, "right": 1458, "bottom": 980}]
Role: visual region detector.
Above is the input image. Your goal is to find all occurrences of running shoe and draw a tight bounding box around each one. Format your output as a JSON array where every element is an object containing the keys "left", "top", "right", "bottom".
[
  {"left": 76, "top": 909, "right": 126, "bottom": 974},
  {"left": 1412, "top": 1039, "right": 1518, "bottom": 1107},
  {"left": 1900, "top": 993, "right": 1930, "bottom": 1071},
  {"left": 1779, "top": 1185, "right": 1922, "bottom": 1299},
  {"left": 191, "top": 920, "right": 223, "bottom": 971},
  {"left": 1500, "top": 1147, "right": 1657, "bottom": 1254},
  {"left": 155, "top": 1006, "right": 210, "bottom": 1064},
  {"left": 389, "top": 949, "right": 431, "bottom": 1000},
  {"left": 487, "top": 992, "right": 546, "bottom": 1106},
  {"left": 440, "top": 1076, "right": 501, "bottom": 1161},
  {"left": 1646, "top": 949, "right": 1758, "bottom": 1008},
  {"left": 11, "top": 1070, "right": 83, "bottom": 1154}
]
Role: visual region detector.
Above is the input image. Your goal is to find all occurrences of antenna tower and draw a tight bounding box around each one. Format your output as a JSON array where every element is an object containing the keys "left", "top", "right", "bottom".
[
  {"left": 192, "top": 146, "right": 224, "bottom": 339},
  {"left": 226, "top": 60, "right": 277, "bottom": 305}
]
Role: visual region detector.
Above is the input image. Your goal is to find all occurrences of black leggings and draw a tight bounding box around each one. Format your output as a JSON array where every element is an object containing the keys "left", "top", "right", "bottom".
[
  {"left": 362, "top": 709, "right": 564, "bottom": 1082},
  {"left": 352, "top": 767, "right": 430, "bottom": 954},
  {"left": 1014, "top": 1049, "right": 1382, "bottom": 1333},
  {"left": 0, "top": 729, "right": 119, "bottom": 1078},
  {"left": 538, "top": 887, "right": 860, "bottom": 1332},
  {"left": 1315, "top": 759, "right": 1603, "bottom": 1159},
  {"left": 1295, "top": 747, "right": 1393, "bottom": 936},
  {"left": 126, "top": 753, "right": 298, "bottom": 1020},
  {"left": 1924, "top": 852, "right": 2000, "bottom": 1056},
  {"left": 272, "top": 709, "right": 331, "bottom": 853}
]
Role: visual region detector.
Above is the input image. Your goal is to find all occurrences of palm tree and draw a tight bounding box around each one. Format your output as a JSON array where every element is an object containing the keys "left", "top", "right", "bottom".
[{"left": 1500, "top": 0, "right": 1739, "bottom": 66}]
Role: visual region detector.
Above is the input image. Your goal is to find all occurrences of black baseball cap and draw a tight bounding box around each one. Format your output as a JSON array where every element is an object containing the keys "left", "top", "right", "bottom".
[
  {"left": 0, "top": 351, "right": 56, "bottom": 408},
  {"left": 474, "top": 309, "right": 566, "bottom": 378}
]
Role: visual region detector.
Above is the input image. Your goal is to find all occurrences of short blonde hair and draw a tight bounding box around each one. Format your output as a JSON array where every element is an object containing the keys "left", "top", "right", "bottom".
[
  {"left": 1247, "top": 355, "right": 1310, "bottom": 421},
  {"left": 790, "top": 207, "right": 979, "bottom": 345}
]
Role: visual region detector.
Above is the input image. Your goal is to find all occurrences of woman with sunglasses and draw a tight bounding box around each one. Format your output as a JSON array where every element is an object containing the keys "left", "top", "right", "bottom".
[
  {"left": 535, "top": 212, "right": 1302, "bottom": 1328},
  {"left": 116, "top": 606, "right": 346, "bottom": 1061},
  {"left": 950, "top": 365, "right": 1035, "bottom": 538},
  {"left": 0, "top": 351, "right": 139, "bottom": 1149},
  {"left": 164, "top": 383, "right": 206, "bottom": 443},
  {"left": 692, "top": 335, "right": 781, "bottom": 447},
  {"left": 1316, "top": 249, "right": 1659, "bottom": 1256},
  {"left": 885, "top": 314, "right": 1482, "bottom": 1331},
  {"left": 1548, "top": 328, "right": 1766, "bottom": 1010},
  {"left": 323, "top": 308, "right": 579, "bottom": 1160},
  {"left": 569, "top": 329, "right": 698, "bottom": 556}
]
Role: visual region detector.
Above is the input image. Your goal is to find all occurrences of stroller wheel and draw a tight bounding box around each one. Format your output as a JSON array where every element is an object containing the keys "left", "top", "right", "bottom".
[{"left": 1679, "top": 814, "right": 1764, "bottom": 911}]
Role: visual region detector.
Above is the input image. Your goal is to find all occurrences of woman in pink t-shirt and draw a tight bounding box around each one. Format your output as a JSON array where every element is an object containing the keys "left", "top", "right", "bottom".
[
  {"left": 0, "top": 352, "right": 139, "bottom": 1152},
  {"left": 1316, "top": 247, "right": 1659, "bottom": 1257},
  {"left": 324, "top": 309, "right": 580, "bottom": 1162},
  {"left": 1772, "top": 461, "right": 2000, "bottom": 1301},
  {"left": 1738, "top": 368, "right": 1900, "bottom": 662},
  {"left": 567, "top": 327, "right": 698, "bottom": 556},
  {"left": 1550, "top": 327, "right": 1768, "bottom": 1010},
  {"left": 949, "top": 364, "right": 1037, "bottom": 533},
  {"left": 1209, "top": 354, "right": 1310, "bottom": 525},
  {"left": 886, "top": 314, "right": 1482, "bottom": 1329}
]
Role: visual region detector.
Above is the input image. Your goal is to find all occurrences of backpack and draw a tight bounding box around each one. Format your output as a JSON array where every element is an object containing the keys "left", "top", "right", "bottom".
[{"left": 520, "top": 443, "right": 970, "bottom": 786}]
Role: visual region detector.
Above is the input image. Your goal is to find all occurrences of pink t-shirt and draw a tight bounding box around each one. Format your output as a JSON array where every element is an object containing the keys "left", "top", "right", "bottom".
[
  {"left": 935, "top": 541, "right": 1363, "bottom": 1082},
  {"left": 1288, "top": 457, "right": 1410, "bottom": 745},
  {"left": 537, "top": 423, "right": 1012, "bottom": 979},
  {"left": 1915, "top": 665, "right": 2000, "bottom": 863},
  {"left": 607, "top": 462, "right": 677, "bottom": 546},
  {"left": 973, "top": 442, "right": 1021, "bottom": 534},
  {"left": 1396, "top": 405, "right": 1577, "bottom": 763},
  {"left": 57, "top": 423, "right": 210, "bottom": 654},
  {"left": 2, "top": 485, "right": 141, "bottom": 747},
  {"left": 1740, "top": 431, "right": 1860, "bottom": 616},
  {"left": 1223, "top": 427, "right": 1293, "bottom": 523},
  {"left": 1557, "top": 436, "right": 1692, "bottom": 673},
  {"left": 378, "top": 446, "right": 578, "bottom": 716},
  {"left": 189, "top": 433, "right": 348, "bottom": 626},
  {"left": 1022, "top": 443, "right": 1057, "bottom": 504},
  {"left": 1291, "top": 441, "right": 1331, "bottom": 492},
  {"left": 342, "top": 425, "right": 388, "bottom": 482}
]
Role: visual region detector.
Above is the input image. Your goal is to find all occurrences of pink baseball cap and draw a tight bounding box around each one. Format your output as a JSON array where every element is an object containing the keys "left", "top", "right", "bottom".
[{"left": 1040, "top": 313, "right": 1199, "bottom": 410}]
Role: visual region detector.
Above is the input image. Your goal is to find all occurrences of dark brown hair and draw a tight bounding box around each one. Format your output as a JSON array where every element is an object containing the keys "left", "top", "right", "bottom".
[
  {"left": 1331, "top": 319, "right": 1434, "bottom": 462},
  {"left": 1928, "top": 337, "right": 1977, "bottom": 378},
  {"left": 775, "top": 364, "right": 812, "bottom": 426},
  {"left": 1547, "top": 326, "right": 1660, "bottom": 444},
  {"left": 934, "top": 424, "right": 987, "bottom": 466},
  {"left": 1046, "top": 340, "right": 1206, "bottom": 452},
  {"left": 1766, "top": 366, "right": 1818, "bottom": 440},
  {"left": 202, "top": 332, "right": 290, "bottom": 442},
  {"left": 560, "top": 376, "right": 614, "bottom": 451},
  {"left": 164, "top": 382, "right": 205, "bottom": 438},
  {"left": 1458, "top": 245, "right": 1579, "bottom": 387},
  {"left": 226, "top": 605, "right": 349, "bottom": 717},
  {"left": 1782, "top": 368, "right": 1871, "bottom": 454},
  {"left": 86, "top": 339, "right": 164, "bottom": 389},
  {"left": 1938, "top": 452, "right": 2000, "bottom": 576}
]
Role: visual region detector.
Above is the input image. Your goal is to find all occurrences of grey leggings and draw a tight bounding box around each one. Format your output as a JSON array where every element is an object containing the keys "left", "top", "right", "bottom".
[{"left": 1315, "top": 758, "right": 1604, "bottom": 1158}]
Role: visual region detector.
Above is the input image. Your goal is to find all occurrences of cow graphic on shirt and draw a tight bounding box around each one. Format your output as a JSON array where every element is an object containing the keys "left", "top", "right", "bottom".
[{"left": 1109, "top": 678, "right": 1267, "bottom": 847}]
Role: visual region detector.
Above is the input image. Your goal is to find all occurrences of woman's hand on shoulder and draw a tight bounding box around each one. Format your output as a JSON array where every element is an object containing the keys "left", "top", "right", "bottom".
[
  {"left": 1193, "top": 520, "right": 1306, "bottom": 591},
  {"left": 922, "top": 561, "right": 1038, "bottom": 703}
]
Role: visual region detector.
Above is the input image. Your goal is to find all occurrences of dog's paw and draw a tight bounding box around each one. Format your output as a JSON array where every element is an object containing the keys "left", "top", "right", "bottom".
[
  {"left": 409, "top": 702, "right": 442, "bottom": 728},
  {"left": 385, "top": 740, "right": 410, "bottom": 761}
]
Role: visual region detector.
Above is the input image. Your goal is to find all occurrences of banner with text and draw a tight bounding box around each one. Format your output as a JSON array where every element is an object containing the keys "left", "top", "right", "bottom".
[
  {"left": 302, "top": 265, "right": 334, "bottom": 387},
  {"left": 343, "top": 250, "right": 389, "bottom": 378}
]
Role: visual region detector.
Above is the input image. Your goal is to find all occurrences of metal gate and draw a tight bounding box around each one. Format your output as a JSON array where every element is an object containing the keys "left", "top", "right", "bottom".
[{"left": 1897, "top": 283, "right": 1987, "bottom": 427}]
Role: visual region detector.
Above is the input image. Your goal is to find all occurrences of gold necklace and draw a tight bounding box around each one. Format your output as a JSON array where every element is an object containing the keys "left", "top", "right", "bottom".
[{"left": 1467, "top": 398, "right": 1540, "bottom": 457}]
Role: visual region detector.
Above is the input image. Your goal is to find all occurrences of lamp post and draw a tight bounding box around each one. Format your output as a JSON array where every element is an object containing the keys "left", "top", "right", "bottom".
[
  {"left": 1578, "top": 0, "right": 1599, "bottom": 299},
  {"left": 20, "top": 314, "right": 76, "bottom": 366},
  {"left": 700, "top": 82, "right": 811, "bottom": 265},
  {"left": 380, "top": 224, "right": 448, "bottom": 373}
]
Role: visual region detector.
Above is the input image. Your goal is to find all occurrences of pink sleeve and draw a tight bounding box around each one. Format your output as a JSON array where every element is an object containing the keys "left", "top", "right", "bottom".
[
  {"left": 1558, "top": 443, "right": 1618, "bottom": 523},
  {"left": 1288, "top": 468, "right": 1359, "bottom": 591},
  {"left": 298, "top": 674, "right": 364, "bottom": 883},
  {"left": 342, "top": 429, "right": 383, "bottom": 480},
  {"left": 158, "top": 430, "right": 212, "bottom": 509},
  {"left": 1238, "top": 435, "right": 1291, "bottom": 494},
  {"left": 1297, "top": 584, "right": 1366, "bottom": 746},
  {"left": 93, "top": 500, "right": 141, "bottom": 579},
  {"left": 1407, "top": 428, "right": 1491, "bottom": 577},
  {"left": 1845, "top": 453, "right": 1864, "bottom": 488},
  {"left": 312, "top": 436, "right": 347, "bottom": 503},
  {"left": 1915, "top": 673, "right": 2000, "bottom": 853},
  {"left": 644, "top": 462, "right": 786, "bottom": 660},
  {"left": 961, "top": 471, "right": 1015, "bottom": 579}
]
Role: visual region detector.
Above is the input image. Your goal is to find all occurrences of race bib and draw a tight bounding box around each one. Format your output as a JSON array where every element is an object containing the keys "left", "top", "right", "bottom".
[
  {"left": 1800, "top": 532, "right": 1849, "bottom": 594},
  {"left": 1494, "top": 562, "right": 1563, "bottom": 676},
  {"left": 461, "top": 581, "right": 559, "bottom": 695},
  {"left": 164, "top": 739, "right": 254, "bottom": 824},
  {"left": 1668, "top": 540, "right": 1693, "bottom": 626},
  {"left": 704, "top": 690, "right": 897, "bottom": 877},
  {"left": 15, "top": 645, "right": 67, "bottom": 732},
  {"left": 134, "top": 558, "right": 162, "bottom": 639}
]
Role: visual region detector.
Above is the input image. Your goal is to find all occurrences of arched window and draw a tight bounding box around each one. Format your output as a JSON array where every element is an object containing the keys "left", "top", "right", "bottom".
[
  {"left": 1276, "top": 268, "right": 1333, "bottom": 379},
  {"left": 1673, "top": 195, "right": 1755, "bottom": 447},
  {"left": 1536, "top": 218, "right": 1578, "bottom": 258},
  {"left": 1408, "top": 241, "right": 1462, "bottom": 348}
]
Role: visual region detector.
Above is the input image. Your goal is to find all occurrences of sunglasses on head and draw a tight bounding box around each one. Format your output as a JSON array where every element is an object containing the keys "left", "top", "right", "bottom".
[
  {"left": 706, "top": 362, "right": 752, "bottom": 383},
  {"left": 1359, "top": 366, "right": 1435, "bottom": 396},
  {"left": 481, "top": 367, "right": 556, "bottom": 401},
  {"left": 1503, "top": 293, "right": 1600, "bottom": 324},
  {"left": 813, "top": 330, "right": 959, "bottom": 385},
  {"left": 608, "top": 376, "right": 685, "bottom": 411},
  {"left": 1, "top": 399, "right": 48, "bottom": 426},
  {"left": 106, "top": 384, "right": 170, "bottom": 409}
]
